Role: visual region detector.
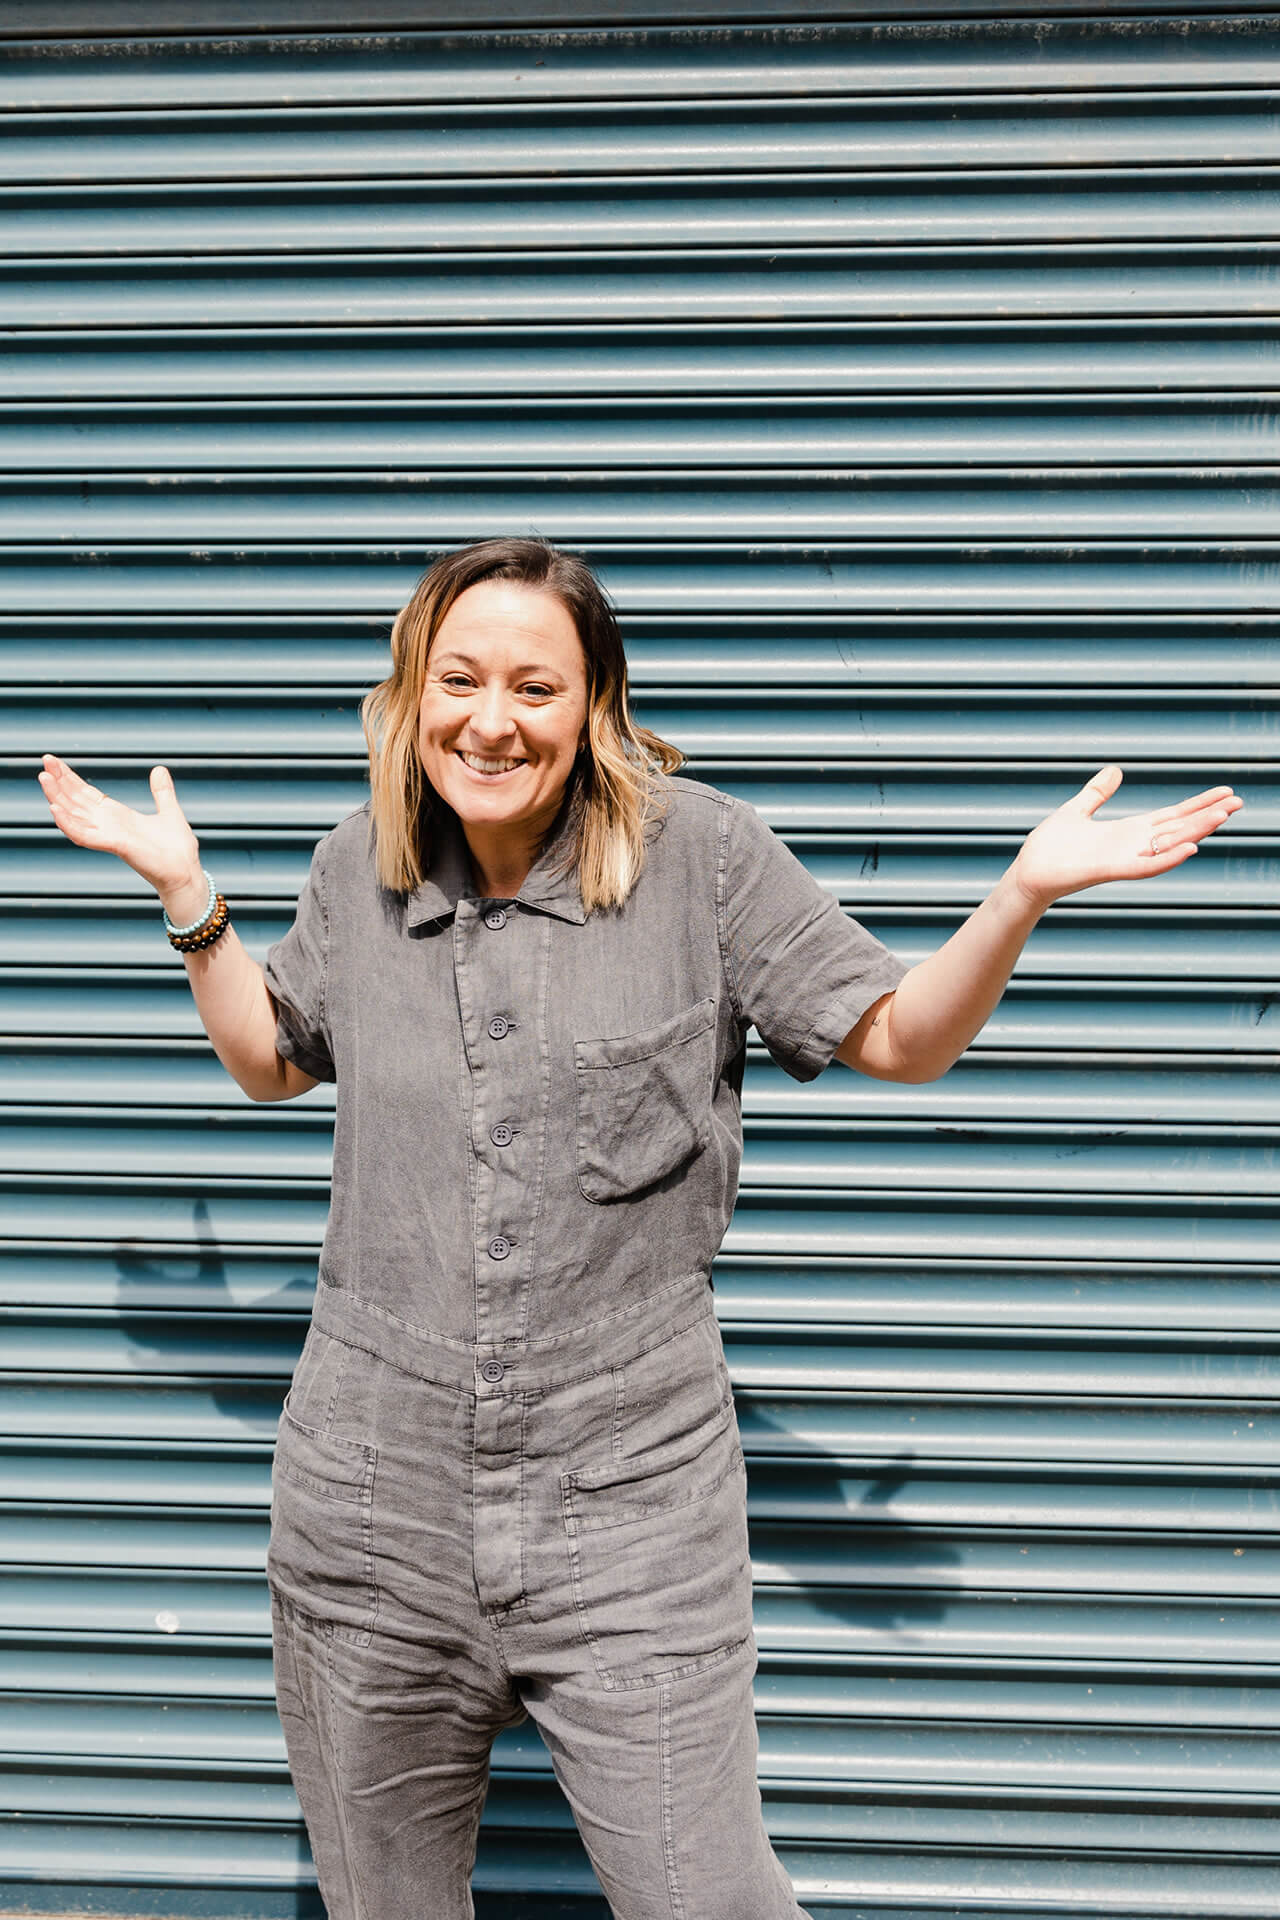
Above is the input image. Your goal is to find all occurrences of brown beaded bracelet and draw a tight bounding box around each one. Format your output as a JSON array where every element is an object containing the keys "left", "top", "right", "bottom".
[{"left": 167, "top": 893, "right": 231, "bottom": 953}]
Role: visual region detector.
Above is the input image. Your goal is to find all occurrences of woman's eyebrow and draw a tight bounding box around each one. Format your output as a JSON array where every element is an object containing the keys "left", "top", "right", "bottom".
[{"left": 433, "top": 650, "right": 564, "bottom": 679}]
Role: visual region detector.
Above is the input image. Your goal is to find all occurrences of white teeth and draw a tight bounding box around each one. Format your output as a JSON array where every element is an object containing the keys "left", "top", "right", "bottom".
[{"left": 460, "top": 751, "right": 523, "bottom": 775}]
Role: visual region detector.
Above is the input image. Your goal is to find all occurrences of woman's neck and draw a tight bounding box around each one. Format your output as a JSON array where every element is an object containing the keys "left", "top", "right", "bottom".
[{"left": 463, "top": 822, "right": 539, "bottom": 900}]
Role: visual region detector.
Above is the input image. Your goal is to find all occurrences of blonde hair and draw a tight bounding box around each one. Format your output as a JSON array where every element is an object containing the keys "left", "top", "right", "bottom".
[{"left": 361, "top": 538, "right": 683, "bottom": 913}]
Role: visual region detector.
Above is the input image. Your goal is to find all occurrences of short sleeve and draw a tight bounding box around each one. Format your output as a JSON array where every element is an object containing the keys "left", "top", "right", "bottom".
[
  {"left": 262, "top": 840, "right": 336, "bottom": 1083},
  {"left": 718, "top": 796, "right": 909, "bottom": 1082}
]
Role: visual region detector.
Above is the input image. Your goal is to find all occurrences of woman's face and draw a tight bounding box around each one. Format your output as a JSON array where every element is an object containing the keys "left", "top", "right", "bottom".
[{"left": 416, "top": 579, "right": 590, "bottom": 850}]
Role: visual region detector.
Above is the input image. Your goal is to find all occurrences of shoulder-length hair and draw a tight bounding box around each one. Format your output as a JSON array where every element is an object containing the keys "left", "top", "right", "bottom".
[{"left": 361, "top": 537, "right": 683, "bottom": 913}]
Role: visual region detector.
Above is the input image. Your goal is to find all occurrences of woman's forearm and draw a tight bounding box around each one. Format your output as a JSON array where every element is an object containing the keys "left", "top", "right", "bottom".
[
  {"left": 162, "top": 867, "right": 315, "bottom": 1102},
  {"left": 841, "top": 867, "right": 1042, "bottom": 1083},
  {"left": 838, "top": 766, "right": 1242, "bottom": 1083}
]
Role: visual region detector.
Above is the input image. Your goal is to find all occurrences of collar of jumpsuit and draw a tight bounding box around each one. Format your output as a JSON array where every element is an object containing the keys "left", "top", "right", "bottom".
[{"left": 404, "top": 800, "right": 588, "bottom": 929}]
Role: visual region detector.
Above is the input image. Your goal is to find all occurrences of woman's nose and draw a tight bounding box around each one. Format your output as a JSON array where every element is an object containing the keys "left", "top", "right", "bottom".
[{"left": 469, "top": 687, "right": 516, "bottom": 741}]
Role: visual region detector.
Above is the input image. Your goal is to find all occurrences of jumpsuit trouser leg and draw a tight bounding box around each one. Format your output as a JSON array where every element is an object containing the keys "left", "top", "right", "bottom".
[{"left": 267, "top": 1297, "right": 808, "bottom": 1920}]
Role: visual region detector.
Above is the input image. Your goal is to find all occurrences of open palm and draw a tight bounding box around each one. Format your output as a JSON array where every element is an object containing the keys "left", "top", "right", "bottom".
[
  {"left": 38, "top": 755, "right": 200, "bottom": 897},
  {"left": 1011, "top": 765, "right": 1242, "bottom": 910}
]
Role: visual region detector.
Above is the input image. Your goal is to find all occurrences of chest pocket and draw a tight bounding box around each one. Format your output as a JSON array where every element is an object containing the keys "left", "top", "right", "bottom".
[{"left": 574, "top": 997, "right": 717, "bottom": 1203}]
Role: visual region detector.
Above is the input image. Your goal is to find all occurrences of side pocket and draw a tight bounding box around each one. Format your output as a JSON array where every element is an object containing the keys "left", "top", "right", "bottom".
[
  {"left": 561, "top": 1403, "right": 753, "bottom": 1689},
  {"left": 574, "top": 997, "right": 717, "bottom": 1203},
  {"left": 266, "top": 1401, "right": 378, "bottom": 1647}
]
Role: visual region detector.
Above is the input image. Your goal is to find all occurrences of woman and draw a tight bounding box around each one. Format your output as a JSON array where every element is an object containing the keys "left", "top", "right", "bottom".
[{"left": 39, "top": 537, "right": 1241, "bottom": 1919}]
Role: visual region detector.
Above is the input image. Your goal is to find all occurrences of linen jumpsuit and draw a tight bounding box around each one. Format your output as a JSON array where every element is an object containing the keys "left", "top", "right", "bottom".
[{"left": 262, "top": 775, "right": 908, "bottom": 1920}]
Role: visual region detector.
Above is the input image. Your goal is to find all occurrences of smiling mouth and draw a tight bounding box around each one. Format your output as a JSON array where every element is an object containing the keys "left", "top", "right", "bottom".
[{"left": 458, "top": 750, "right": 525, "bottom": 776}]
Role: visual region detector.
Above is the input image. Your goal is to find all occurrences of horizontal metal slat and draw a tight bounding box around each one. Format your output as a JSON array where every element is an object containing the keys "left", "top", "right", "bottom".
[
  {"left": 4, "top": 1110, "right": 1280, "bottom": 1194},
  {"left": 775, "top": 1839, "right": 1279, "bottom": 1911},
  {"left": 5, "top": 1316, "right": 1275, "bottom": 1400},
  {"left": 717, "top": 1263, "right": 1280, "bottom": 1335},
  {"left": 10, "top": 395, "right": 1280, "bottom": 470},
  {"left": 3, "top": 1249, "right": 1276, "bottom": 1334},
  {"left": 16, "top": 834, "right": 1270, "bottom": 914},
  {"left": 6, "top": 610, "right": 1280, "bottom": 689},
  {"left": 13, "top": 973, "right": 1280, "bottom": 1056},
  {"left": 8, "top": 253, "right": 1280, "bottom": 330},
  {"left": 6, "top": 607, "right": 1280, "bottom": 687},
  {"left": 7, "top": 174, "right": 1279, "bottom": 260},
  {"left": 5, "top": 1457, "right": 1276, "bottom": 1534},
  {"left": 4, "top": 323, "right": 1278, "bottom": 400},
  {"left": 10, "top": 471, "right": 1280, "bottom": 542},
  {"left": 3, "top": 20, "right": 1276, "bottom": 112},
  {"left": 10, "top": 98, "right": 1280, "bottom": 186},
  {"left": 9, "top": 1643, "right": 1280, "bottom": 1738},
  {"left": 0, "top": 1183, "right": 1275, "bottom": 1269},
  {"left": 5, "top": 548, "right": 1280, "bottom": 618},
  {"left": 3, "top": 1378, "right": 1273, "bottom": 1471},
  {"left": 753, "top": 1526, "right": 1280, "bottom": 1598},
  {"left": 4, "top": 1566, "right": 1278, "bottom": 1676},
  {"left": 16, "top": 687, "right": 1280, "bottom": 761},
  {"left": 5, "top": 1044, "right": 1280, "bottom": 1125},
  {"left": 4, "top": 905, "right": 1278, "bottom": 986},
  {"left": 13, "top": 766, "right": 1276, "bottom": 839},
  {"left": 6, "top": 1493, "right": 1273, "bottom": 1595},
  {"left": 750, "top": 1586, "right": 1280, "bottom": 1674},
  {"left": 8, "top": 1764, "right": 1280, "bottom": 1864}
]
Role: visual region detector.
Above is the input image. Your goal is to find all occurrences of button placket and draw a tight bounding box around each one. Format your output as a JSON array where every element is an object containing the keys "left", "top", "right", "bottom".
[{"left": 456, "top": 901, "right": 552, "bottom": 1349}]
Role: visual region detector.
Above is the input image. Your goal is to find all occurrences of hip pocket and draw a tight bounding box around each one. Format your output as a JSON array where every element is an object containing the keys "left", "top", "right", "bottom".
[
  {"left": 267, "top": 1400, "right": 379, "bottom": 1647},
  {"left": 561, "top": 1398, "right": 753, "bottom": 1689},
  {"left": 574, "top": 997, "right": 716, "bottom": 1203}
]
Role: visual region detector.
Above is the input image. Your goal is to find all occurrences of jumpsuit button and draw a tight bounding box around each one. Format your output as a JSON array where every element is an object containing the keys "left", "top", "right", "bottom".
[
  {"left": 480, "top": 1359, "right": 506, "bottom": 1385},
  {"left": 487, "top": 1234, "right": 512, "bottom": 1261},
  {"left": 490, "top": 1123, "right": 513, "bottom": 1147},
  {"left": 487, "top": 1015, "right": 510, "bottom": 1040},
  {"left": 483, "top": 907, "right": 508, "bottom": 930}
]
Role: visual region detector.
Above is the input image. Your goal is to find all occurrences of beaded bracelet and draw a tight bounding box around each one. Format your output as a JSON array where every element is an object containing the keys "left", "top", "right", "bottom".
[
  {"left": 163, "top": 870, "right": 217, "bottom": 938},
  {"left": 168, "top": 893, "right": 231, "bottom": 954},
  {"left": 164, "top": 872, "right": 232, "bottom": 954}
]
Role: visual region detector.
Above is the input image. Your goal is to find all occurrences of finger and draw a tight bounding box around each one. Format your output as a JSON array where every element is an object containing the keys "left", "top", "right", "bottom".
[
  {"left": 150, "top": 765, "right": 183, "bottom": 815},
  {"left": 1149, "top": 785, "right": 1239, "bottom": 827},
  {"left": 1146, "top": 802, "right": 1238, "bottom": 857},
  {"left": 1140, "top": 840, "right": 1199, "bottom": 877},
  {"left": 1074, "top": 765, "right": 1123, "bottom": 816},
  {"left": 41, "top": 754, "right": 102, "bottom": 804}
]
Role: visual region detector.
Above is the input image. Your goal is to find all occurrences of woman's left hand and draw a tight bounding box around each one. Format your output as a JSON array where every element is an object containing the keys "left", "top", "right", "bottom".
[{"left": 1008, "top": 765, "right": 1243, "bottom": 913}]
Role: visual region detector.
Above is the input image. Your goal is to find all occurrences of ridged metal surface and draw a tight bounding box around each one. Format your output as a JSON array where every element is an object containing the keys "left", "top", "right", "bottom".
[{"left": 1, "top": 9, "right": 1276, "bottom": 1920}]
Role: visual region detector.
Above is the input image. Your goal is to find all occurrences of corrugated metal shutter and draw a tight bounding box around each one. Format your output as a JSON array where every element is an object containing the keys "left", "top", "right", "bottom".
[{"left": 2, "top": 8, "right": 1276, "bottom": 1916}]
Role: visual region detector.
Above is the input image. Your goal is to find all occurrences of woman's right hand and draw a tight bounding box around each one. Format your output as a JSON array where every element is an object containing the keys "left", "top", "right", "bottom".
[{"left": 38, "top": 755, "right": 206, "bottom": 917}]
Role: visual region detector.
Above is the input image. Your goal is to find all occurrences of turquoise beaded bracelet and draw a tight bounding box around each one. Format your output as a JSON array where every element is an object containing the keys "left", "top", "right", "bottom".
[{"left": 163, "top": 869, "right": 217, "bottom": 938}]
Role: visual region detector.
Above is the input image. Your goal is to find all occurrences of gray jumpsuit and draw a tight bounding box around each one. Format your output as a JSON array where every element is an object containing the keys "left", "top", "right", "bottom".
[{"left": 263, "top": 775, "right": 908, "bottom": 1920}]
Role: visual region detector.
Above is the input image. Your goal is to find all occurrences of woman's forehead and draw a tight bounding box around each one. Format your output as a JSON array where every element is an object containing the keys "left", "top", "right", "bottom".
[{"left": 432, "top": 580, "right": 584, "bottom": 668}]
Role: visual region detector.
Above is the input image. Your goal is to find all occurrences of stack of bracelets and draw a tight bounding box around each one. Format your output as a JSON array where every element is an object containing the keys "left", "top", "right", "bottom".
[{"left": 163, "top": 870, "right": 232, "bottom": 953}]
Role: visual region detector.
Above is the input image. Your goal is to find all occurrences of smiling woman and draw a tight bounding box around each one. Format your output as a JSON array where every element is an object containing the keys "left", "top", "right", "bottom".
[
  {"left": 361, "top": 537, "right": 683, "bottom": 910},
  {"left": 35, "top": 534, "right": 1242, "bottom": 1920}
]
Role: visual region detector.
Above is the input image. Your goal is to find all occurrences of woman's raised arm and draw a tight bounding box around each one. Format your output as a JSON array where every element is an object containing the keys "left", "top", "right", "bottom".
[
  {"left": 838, "top": 766, "right": 1244, "bottom": 1084},
  {"left": 37, "top": 754, "right": 319, "bottom": 1103}
]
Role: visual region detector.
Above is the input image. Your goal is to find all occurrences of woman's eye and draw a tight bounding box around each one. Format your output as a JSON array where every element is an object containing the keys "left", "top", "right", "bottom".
[{"left": 522, "top": 684, "right": 553, "bottom": 699}]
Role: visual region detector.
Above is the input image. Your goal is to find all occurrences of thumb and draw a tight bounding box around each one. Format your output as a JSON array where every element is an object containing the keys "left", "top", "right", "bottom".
[
  {"left": 150, "top": 765, "right": 184, "bottom": 816},
  {"left": 1074, "top": 764, "right": 1123, "bottom": 817}
]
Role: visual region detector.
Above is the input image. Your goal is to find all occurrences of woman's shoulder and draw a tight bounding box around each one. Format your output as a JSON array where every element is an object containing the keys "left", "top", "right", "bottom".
[
  {"left": 309, "top": 801, "right": 376, "bottom": 877},
  {"left": 652, "top": 773, "right": 733, "bottom": 832}
]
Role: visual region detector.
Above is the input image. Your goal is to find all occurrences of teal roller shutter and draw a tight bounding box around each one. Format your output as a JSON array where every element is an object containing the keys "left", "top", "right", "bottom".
[{"left": 1, "top": 9, "right": 1275, "bottom": 1917}]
